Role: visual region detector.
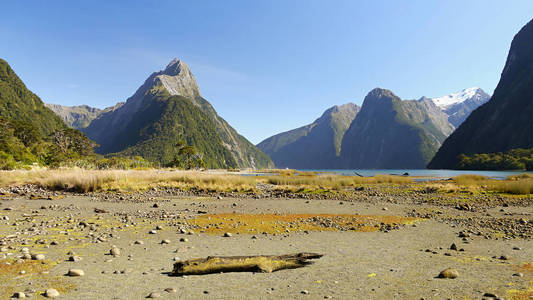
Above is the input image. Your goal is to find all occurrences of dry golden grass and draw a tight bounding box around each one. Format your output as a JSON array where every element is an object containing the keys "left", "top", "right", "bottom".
[
  {"left": 451, "top": 173, "right": 533, "bottom": 195},
  {"left": 267, "top": 174, "right": 412, "bottom": 191},
  {"left": 0, "top": 169, "right": 257, "bottom": 192},
  {"left": 452, "top": 174, "right": 489, "bottom": 186},
  {"left": 0, "top": 169, "right": 413, "bottom": 193}
]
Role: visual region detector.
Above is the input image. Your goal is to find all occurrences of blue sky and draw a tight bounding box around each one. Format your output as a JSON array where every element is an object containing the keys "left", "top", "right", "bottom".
[{"left": 1, "top": 1, "right": 532, "bottom": 144}]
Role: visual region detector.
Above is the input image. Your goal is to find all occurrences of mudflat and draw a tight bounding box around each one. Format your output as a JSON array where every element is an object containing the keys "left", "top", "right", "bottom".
[{"left": 1, "top": 183, "right": 533, "bottom": 299}]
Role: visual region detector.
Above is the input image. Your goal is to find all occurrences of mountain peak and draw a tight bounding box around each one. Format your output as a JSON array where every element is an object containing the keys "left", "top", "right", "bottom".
[
  {"left": 162, "top": 58, "right": 190, "bottom": 76},
  {"left": 155, "top": 58, "right": 200, "bottom": 99},
  {"left": 432, "top": 87, "right": 488, "bottom": 108}
]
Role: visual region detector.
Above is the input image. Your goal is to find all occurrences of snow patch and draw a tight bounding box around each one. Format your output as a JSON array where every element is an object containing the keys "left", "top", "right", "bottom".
[{"left": 432, "top": 87, "right": 483, "bottom": 109}]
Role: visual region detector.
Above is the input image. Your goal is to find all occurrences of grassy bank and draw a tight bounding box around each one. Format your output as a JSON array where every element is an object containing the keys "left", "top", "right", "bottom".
[
  {"left": 452, "top": 174, "right": 533, "bottom": 195},
  {"left": 0, "top": 169, "right": 412, "bottom": 193}
]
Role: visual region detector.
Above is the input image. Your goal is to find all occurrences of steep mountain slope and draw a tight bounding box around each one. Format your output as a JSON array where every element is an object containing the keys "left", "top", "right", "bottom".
[
  {"left": 257, "top": 103, "right": 359, "bottom": 168},
  {"left": 83, "top": 59, "right": 273, "bottom": 169},
  {"left": 432, "top": 87, "right": 490, "bottom": 127},
  {"left": 428, "top": 19, "right": 533, "bottom": 169},
  {"left": 0, "top": 58, "right": 95, "bottom": 168},
  {"left": 45, "top": 103, "right": 123, "bottom": 129},
  {"left": 0, "top": 58, "right": 66, "bottom": 136},
  {"left": 340, "top": 88, "right": 453, "bottom": 169}
]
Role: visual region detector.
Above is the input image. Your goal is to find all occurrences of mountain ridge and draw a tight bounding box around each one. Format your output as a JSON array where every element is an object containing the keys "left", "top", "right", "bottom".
[
  {"left": 428, "top": 19, "right": 533, "bottom": 169},
  {"left": 82, "top": 58, "right": 273, "bottom": 169}
]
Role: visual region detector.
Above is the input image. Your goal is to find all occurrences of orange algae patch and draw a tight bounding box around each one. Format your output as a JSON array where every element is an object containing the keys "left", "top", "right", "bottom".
[
  {"left": 507, "top": 263, "right": 533, "bottom": 299},
  {"left": 0, "top": 259, "right": 50, "bottom": 276},
  {"left": 0, "top": 259, "right": 75, "bottom": 298},
  {"left": 186, "top": 213, "right": 419, "bottom": 235}
]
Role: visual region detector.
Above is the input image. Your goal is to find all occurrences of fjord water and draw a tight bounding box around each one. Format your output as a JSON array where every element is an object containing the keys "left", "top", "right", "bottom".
[{"left": 300, "top": 169, "right": 533, "bottom": 180}]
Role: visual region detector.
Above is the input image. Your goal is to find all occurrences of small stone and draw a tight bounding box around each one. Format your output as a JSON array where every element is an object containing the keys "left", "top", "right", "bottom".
[
  {"left": 500, "top": 255, "right": 509, "bottom": 260},
  {"left": 161, "top": 239, "right": 170, "bottom": 244},
  {"left": 44, "top": 288, "right": 59, "bottom": 298},
  {"left": 67, "top": 269, "right": 85, "bottom": 276},
  {"left": 164, "top": 288, "right": 177, "bottom": 293},
  {"left": 134, "top": 240, "right": 144, "bottom": 245},
  {"left": 31, "top": 253, "right": 45, "bottom": 261},
  {"left": 450, "top": 243, "right": 457, "bottom": 251},
  {"left": 153, "top": 203, "right": 159, "bottom": 208},
  {"left": 513, "top": 272, "right": 524, "bottom": 277},
  {"left": 68, "top": 256, "right": 82, "bottom": 262},
  {"left": 382, "top": 207, "right": 388, "bottom": 211},
  {"left": 301, "top": 290, "right": 309, "bottom": 294},
  {"left": 12, "top": 292, "right": 26, "bottom": 298},
  {"left": 179, "top": 238, "right": 188, "bottom": 242},
  {"left": 438, "top": 268, "right": 458, "bottom": 279},
  {"left": 156, "top": 225, "right": 163, "bottom": 230},
  {"left": 148, "top": 292, "right": 161, "bottom": 298},
  {"left": 513, "top": 247, "right": 521, "bottom": 250},
  {"left": 149, "top": 230, "right": 157, "bottom": 234},
  {"left": 223, "top": 232, "right": 232, "bottom": 237},
  {"left": 110, "top": 247, "right": 120, "bottom": 257},
  {"left": 483, "top": 292, "right": 498, "bottom": 298}
]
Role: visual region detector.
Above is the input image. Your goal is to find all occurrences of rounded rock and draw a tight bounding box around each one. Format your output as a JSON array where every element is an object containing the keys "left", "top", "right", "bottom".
[
  {"left": 12, "top": 292, "right": 26, "bottom": 298},
  {"left": 148, "top": 292, "right": 161, "bottom": 298},
  {"left": 31, "top": 253, "right": 45, "bottom": 261},
  {"left": 44, "top": 288, "right": 60, "bottom": 298},
  {"left": 67, "top": 269, "right": 85, "bottom": 276},
  {"left": 438, "top": 268, "right": 458, "bottom": 279}
]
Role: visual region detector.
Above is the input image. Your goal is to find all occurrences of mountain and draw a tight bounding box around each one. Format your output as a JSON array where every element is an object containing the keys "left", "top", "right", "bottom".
[
  {"left": 428, "top": 19, "right": 533, "bottom": 169},
  {"left": 83, "top": 58, "right": 273, "bottom": 169},
  {"left": 431, "top": 87, "right": 490, "bottom": 127},
  {"left": 257, "top": 103, "right": 360, "bottom": 168},
  {"left": 45, "top": 103, "right": 123, "bottom": 129},
  {"left": 0, "top": 58, "right": 95, "bottom": 168},
  {"left": 0, "top": 58, "right": 66, "bottom": 136},
  {"left": 340, "top": 88, "right": 454, "bottom": 169}
]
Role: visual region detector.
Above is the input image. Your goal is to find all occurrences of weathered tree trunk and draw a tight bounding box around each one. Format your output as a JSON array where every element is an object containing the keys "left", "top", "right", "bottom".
[{"left": 171, "top": 252, "right": 323, "bottom": 276}]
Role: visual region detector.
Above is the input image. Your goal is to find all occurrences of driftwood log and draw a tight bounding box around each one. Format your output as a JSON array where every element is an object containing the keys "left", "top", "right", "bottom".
[{"left": 171, "top": 252, "right": 323, "bottom": 276}]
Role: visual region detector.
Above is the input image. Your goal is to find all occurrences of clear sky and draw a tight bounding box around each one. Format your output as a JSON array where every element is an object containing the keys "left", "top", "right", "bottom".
[{"left": 1, "top": 1, "right": 532, "bottom": 144}]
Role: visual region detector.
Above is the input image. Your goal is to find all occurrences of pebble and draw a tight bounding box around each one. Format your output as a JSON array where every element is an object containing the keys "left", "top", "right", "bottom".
[
  {"left": 179, "top": 238, "right": 188, "bottom": 242},
  {"left": 147, "top": 292, "right": 161, "bottom": 298},
  {"left": 223, "top": 232, "right": 232, "bottom": 237},
  {"left": 450, "top": 243, "right": 457, "bottom": 251},
  {"left": 110, "top": 247, "right": 120, "bottom": 257},
  {"left": 31, "top": 253, "right": 45, "bottom": 261},
  {"left": 12, "top": 292, "right": 26, "bottom": 298},
  {"left": 513, "top": 272, "right": 524, "bottom": 277},
  {"left": 301, "top": 290, "right": 309, "bottom": 294},
  {"left": 68, "top": 256, "right": 82, "bottom": 262},
  {"left": 161, "top": 239, "right": 171, "bottom": 244},
  {"left": 164, "top": 288, "right": 177, "bottom": 293},
  {"left": 67, "top": 269, "right": 85, "bottom": 276},
  {"left": 483, "top": 292, "right": 498, "bottom": 298},
  {"left": 149, "top": 230, "right": 157, "bottom": 234},
  {"left": 438, "top": 268, "right": 458, "bottom": 279},
  {"left": 44, "top": 288, "right": 60, "bottom": 298},
  {"left": 134, "top": 240, "right": 144, "bottom": 245}
]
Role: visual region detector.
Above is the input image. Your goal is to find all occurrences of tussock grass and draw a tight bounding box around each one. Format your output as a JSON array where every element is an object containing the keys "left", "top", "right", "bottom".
[
  {"left": 267, "top": 174, "right": 412, "bottom": 191},
  {"left": 452, "top": 174, "right": 489, "bottom": 186},
  {"left": 451, "top": 173, "right": 533, "bottom": 195},
  {"left": 0, "top": 169, "right": 414, "bottom": 194},
  {"left": 0, "top": 169, "right": 257, "bottom": 192}
]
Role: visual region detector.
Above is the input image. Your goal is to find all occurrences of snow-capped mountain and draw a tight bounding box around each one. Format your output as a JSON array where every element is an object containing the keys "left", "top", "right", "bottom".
[{"left": 431, "top": 87, "right": 490, "bottom": 127}]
